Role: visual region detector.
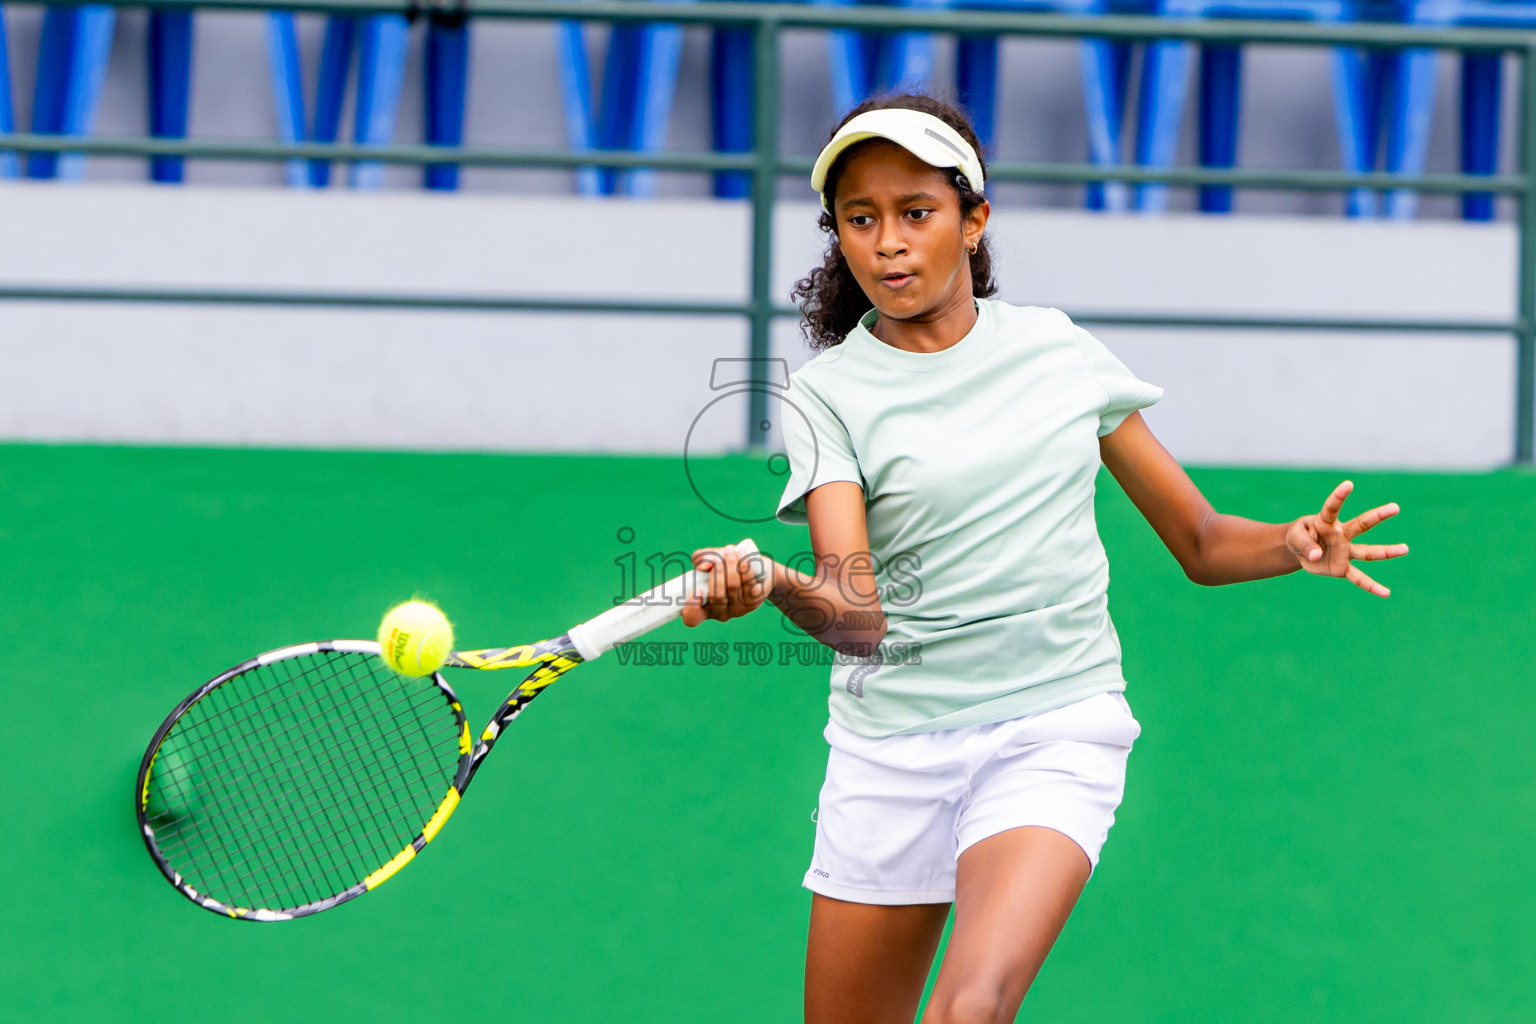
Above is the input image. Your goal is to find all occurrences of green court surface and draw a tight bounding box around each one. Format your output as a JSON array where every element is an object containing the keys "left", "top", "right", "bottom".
[{"left": 1, "top": 444, "right": 1530, "bottom": 1023}]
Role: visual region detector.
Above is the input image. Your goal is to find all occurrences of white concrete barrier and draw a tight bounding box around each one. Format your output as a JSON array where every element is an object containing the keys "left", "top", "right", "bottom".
[{"left": 0, "top": 182, "right": 1517, "bottom": 467}]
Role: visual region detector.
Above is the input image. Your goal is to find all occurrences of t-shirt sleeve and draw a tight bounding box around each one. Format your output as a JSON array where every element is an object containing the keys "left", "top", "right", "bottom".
[
  {"left": 1069, "top": 324, "right": 1165, "bottom": 437},
  {"left": 775, "top": 375, "right": 864, "bottom": 525}
]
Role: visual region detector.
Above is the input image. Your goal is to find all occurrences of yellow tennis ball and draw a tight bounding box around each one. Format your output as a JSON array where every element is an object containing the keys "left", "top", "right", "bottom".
[{"left": 377, "top": 600, "right": 455, "bottom": 677}]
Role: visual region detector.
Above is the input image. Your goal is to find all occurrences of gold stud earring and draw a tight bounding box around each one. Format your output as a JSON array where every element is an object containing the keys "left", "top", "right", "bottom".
[{"left": 967, "top": 242, "right": 978, "bottom": 255}]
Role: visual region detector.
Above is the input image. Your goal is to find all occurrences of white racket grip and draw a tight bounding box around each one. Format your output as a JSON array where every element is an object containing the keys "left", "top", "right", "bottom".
[{"left": 567, "top": 538, "right": 761, "bottom": 662}]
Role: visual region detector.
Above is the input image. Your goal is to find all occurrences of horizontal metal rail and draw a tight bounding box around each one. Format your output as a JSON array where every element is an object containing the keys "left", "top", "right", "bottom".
[
  {"left": 2, "top": 0, "right": 1533, "bottom": 462},
  {"left": 23, "top": 0, "right": 1536, "bottom": 49},
  {"left": 0, "top": 134, "right": 761, "bottom": 173},
  {"left": 5, "top": 134, "right": 1522, "bottom": 194},
  {"left": 1063, "top": 313, "right": 1524, "bottom": 333},
  {"left": 0, "top": 286, "right": 756, "bottom": 317},
  {"left": 0, "top": 285, "right": 1516, "bottom": 337}
]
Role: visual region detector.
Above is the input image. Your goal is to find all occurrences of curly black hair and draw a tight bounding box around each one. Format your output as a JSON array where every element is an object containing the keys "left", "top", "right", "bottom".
[{"left": 790, "top": 93, "right": 997, "bottom": 351}]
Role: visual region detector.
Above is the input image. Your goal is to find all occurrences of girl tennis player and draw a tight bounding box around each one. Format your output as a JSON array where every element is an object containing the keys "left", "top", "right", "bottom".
[{"left": 682, "top": 93, "right": 1409, "bottom": 1024}]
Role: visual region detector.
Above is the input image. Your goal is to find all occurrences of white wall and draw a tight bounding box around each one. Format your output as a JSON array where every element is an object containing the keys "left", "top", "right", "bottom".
[{"left": 0, "top": 181, "right": 1518, "bottom": 468}]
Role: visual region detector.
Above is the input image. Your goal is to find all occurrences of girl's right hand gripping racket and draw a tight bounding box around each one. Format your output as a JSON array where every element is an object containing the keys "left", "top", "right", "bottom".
[{"left": 136, "top": 539, "right": 760, "bottom": 921}]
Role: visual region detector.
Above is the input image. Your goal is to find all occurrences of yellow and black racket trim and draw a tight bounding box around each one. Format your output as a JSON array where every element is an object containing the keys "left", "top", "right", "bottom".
[{"left": 135, "top": 635, "right": 583, "bottom": 922}]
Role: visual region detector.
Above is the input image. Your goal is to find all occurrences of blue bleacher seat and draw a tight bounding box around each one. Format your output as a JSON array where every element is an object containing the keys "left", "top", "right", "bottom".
[
  {"left": 311, "top": 17, "right": 357, "bottom": 186},
  {"left": 807, "top": 0, "right": 1137, "bottom": 211},
  {"left": 1135, "top": 0, "right": 1388, "bottom": 215},
  {"left": 711, "top": 21, "right": 755, "bottom": 198},
  {"left": 350, "top": 15, "right": 410, "bottom": 189},
  {"left": 265, "top": 12, "right": 409, "bottom": 190},
  {"left": 950, "top": 0, "right": 1143, "bottom": 212},
  {"left": 264, "top": 13, "right": 309, "bottom": 187},
  {"left": 1385, "top": 0, "right": 1536, "bottom": 220},
  {"left": 28, "top": 5, "right": 115, "bottom": 181},
  {"left": 555, "top": 20, "right": 604, "bottom": 195},
  {"left": 610, "top": 23, "right": 686, "bottom": 197},
  {"left": 424, "top": 10, "right": 470, "bottom": 191},
  {"left": 148, "top": 11, "right": 193, "bottom": 183},
  {"left": 555, "top": 11, "right": 685, "bottom": 197},
  {"left": 821, "top": 0, "right": 944, "bottom": 120},
  {"left": 0, "top": 8, "right": 16, "bottom": 179}
]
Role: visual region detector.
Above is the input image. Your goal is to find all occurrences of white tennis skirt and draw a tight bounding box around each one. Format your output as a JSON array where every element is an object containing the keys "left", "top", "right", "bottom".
[{"left": 804, "top": 690, "right": 1142, "bottom": 906}]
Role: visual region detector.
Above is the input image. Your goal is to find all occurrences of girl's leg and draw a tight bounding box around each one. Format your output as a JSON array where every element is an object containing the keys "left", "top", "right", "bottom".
[
  {"left": 805, "top": 893, "right": 952, "bottom": 1024},
  {"left": 919, "top": 825, "right": 1092, "bottom": 1024}
]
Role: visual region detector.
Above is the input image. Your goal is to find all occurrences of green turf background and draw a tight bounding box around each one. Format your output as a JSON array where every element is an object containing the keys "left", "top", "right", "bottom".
[{"left": 1, "top": 444, "right": 1531, "bottom": 1022}]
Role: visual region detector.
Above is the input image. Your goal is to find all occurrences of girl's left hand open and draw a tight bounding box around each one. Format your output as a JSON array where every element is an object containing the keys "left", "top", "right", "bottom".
[{"left": 1284, "top": 480, "right": 1409, "bottom": 598}]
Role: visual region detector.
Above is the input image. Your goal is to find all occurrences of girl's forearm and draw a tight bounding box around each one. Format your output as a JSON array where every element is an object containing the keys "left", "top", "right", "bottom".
[
  {"left": 1189, "top": 514, "right": 1299, "bottom": 586},
  {"left": 767, "top": 558, "right": 887, "bottom": 657}
]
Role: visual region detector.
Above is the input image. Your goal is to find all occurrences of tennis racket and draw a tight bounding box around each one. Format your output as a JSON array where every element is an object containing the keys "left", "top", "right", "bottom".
[{"left": 136, "top": 538, "right": 759, "bottom": 921}]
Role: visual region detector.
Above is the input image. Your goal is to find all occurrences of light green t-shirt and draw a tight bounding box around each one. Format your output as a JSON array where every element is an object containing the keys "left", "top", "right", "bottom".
[{"left": 775, "top": 298, "right": 1163, "bottom": 738}]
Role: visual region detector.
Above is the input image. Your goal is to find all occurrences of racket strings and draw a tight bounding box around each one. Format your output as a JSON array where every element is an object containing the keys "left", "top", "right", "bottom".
[
  {"left": 151, "top": 649, "right": 429, "bottom": 800},
  {"left": 158, "top": 710, "right": 423, "bottom": 904},
  {"left": 153, "top": 661, "right": 419, "bottom": 841},
  {"left": 151, "top": 653, "right": 444, "bottom": 832},
  {"left": 158, "top": 655, "right": 454, "bottom": 909},
  {"left": 150, "top": 660, "right": 347, "bottom": 901},
  {"left": 145, "top": 650, "right": 462, "bottom": 912},
  {"left": 203, "top": 654, "right": 454, "bottom": 904},
  {"left": 154, "top": 727, "right": 445, "bottom": 903},
  {"left": 151, "top": 655, "right": 417, "bottom": 906}
]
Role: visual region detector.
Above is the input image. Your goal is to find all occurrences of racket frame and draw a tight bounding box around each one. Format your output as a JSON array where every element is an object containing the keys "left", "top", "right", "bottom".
[
  {"left": 135, "top": 537, "right": 758, "bottom": 920},
  {"left": 135, "top": 635, "right": 583, "bottom": 921}
]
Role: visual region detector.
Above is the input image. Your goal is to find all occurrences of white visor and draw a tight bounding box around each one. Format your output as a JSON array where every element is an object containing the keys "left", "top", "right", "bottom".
[{"left": 810, "top": 108, "right": 986, "bottom": 212}]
